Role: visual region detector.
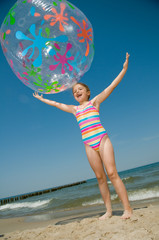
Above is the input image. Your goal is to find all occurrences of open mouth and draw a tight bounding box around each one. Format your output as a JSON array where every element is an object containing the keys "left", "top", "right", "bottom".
[{"left": 77, "top": 94, "right": 82, "bottom": 98}]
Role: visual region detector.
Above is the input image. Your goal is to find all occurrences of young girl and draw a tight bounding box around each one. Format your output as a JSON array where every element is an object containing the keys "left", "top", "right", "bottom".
[{"left": 33, "top": 52, "right": 132, "bottom": 220}]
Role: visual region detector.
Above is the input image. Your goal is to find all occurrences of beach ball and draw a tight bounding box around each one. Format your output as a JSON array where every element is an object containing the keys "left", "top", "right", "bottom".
[{"left": 0, "top": 0, "right": 94, "bottom": 94}]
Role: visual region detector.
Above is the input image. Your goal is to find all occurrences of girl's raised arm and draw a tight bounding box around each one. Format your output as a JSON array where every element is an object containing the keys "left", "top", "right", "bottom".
[
  {"left": 93, "top": 53, "right": 130, "bottom": 106},
  {"left": 33, "top": 92, "right": 76, "bottom": 114}
]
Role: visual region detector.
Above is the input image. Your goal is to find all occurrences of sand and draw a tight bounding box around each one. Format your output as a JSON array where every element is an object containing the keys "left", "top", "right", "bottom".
[{"left": 0, "top": 202, "right": 159, "bottom": 240}]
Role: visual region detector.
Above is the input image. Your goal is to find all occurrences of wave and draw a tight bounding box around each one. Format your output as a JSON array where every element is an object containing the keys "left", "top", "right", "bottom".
[
  {"left": 82, "top": 188, "right": 159, "bottom": 207},
  {"left": 128, "top": 188, "right": 159, "bottom": 201},
  {"left": 144, "top": 180, "right": 159, "bottom": 189},
  {"left": 108, "top": 176, "right": 140, "bottom": 185},
  {"left": 108, "top": 177, "right": 135, "bottom": 184},
  {"left": 0, "top": 199, "right": 51, "bottom": 211},
  {"left": 82, "top": 199, "right": 104, "bottom": 206},
  {"left": 122, "top": 176, "right": 135, "bottom": 183},
  {"left": 82, "top": 194, "right": 117, "bottom": 207}
]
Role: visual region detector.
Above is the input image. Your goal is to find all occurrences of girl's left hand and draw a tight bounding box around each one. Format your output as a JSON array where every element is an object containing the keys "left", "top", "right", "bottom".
[{"left": 123, "top": 52, "right": 130, "bottom": 71}]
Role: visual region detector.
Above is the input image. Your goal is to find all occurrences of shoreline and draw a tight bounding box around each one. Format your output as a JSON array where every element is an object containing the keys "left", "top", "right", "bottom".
[{"left": 0, "top": 199, "right": 159, "bottom": 239}]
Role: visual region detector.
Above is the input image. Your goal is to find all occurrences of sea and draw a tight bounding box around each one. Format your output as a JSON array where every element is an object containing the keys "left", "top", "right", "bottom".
[{"left": 0, "top": 162, "right": 159, "bottom": 221}]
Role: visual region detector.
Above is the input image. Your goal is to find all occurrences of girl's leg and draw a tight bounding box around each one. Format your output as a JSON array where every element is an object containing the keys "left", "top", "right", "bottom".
[
  {"left": 85, "top": 144, "right": 112, "bottom": 219},
  {"left": 99, "top": 135, "right": 132, "bottom": 219}
]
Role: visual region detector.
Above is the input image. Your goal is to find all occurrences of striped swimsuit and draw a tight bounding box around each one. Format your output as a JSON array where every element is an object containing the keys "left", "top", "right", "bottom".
[{"left": 76, "top": 101, "right": 107, "bottom": 151}]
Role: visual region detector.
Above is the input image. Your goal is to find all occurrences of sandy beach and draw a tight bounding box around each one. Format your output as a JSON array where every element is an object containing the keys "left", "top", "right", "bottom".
[{"left": 0, "top": 201, "right": 159, "bottom": 240}]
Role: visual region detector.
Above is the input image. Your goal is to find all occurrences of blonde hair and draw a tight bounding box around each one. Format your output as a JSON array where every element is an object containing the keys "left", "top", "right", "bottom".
[{"left": 72, "top": 83, "right": 91, "bottom": 100}]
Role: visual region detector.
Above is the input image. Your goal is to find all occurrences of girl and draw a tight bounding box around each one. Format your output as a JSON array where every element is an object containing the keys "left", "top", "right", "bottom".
[{"left": 33, "top": 52, "right": 132, "bottom": 220}]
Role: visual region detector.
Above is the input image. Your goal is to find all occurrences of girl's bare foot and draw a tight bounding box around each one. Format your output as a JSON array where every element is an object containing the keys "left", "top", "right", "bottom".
[
  {"left": 121, "top": 209, "right": 133, "bottom": 219},
  {"left": 99, "top": 211, "right": 112, "bottom": 220}
]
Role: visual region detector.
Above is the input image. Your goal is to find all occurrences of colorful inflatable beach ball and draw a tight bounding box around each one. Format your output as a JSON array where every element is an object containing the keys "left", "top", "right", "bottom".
[{"left": 0, "top": 0, "right": 94, "bottom": 94}]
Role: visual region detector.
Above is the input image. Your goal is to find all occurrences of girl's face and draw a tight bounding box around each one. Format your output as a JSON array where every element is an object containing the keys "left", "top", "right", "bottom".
[{"left": 73, "top": 84, "right": 90, "bottom": 103}]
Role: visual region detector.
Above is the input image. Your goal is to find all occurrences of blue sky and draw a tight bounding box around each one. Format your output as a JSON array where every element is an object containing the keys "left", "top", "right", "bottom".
[{"left": 0, "top": 0, "right": 159, "bottom": 198}]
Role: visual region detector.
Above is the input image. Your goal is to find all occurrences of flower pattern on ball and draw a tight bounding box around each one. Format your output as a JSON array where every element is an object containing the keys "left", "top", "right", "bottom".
[
  {"left": 44, "top": 3, "right": 69, "bottom": 32},
  {"left": 16, "top": 24, "right": 68, "bottom": 67},
  {"left": 49, "top": 43, "right": 74, "bottom": 74}
]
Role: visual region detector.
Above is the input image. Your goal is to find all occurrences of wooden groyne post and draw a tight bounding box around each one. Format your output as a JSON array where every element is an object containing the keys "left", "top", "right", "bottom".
[{"left": 0, "top": 180, "right": 87, "bottom": 206}]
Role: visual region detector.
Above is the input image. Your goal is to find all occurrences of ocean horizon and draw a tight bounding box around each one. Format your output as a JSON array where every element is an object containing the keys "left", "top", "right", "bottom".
[{"left": 0, "top": 161, "right": 159, "bottom": 219}]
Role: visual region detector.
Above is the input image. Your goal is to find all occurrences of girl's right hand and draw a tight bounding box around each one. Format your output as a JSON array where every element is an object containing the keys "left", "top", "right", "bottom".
[
  {"left": 123, "top": 52, "right": 130, "bottom": 71},
  {"left": 33, "top": 92, "right": 43, "bottom": 100}
]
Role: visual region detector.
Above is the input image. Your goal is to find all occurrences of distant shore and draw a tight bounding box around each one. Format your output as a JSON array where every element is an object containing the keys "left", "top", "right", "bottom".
[{"left": 0, "top": 200, "right": 159, "bottom": 240}]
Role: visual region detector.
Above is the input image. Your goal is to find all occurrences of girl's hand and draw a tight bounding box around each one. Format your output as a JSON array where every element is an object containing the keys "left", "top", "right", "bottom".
[
  {"left": 33, "top": 92, "right": 43, "bottom": 100},
  {"left": 123, "top": 52, "right": 130, "bottom": 71}
]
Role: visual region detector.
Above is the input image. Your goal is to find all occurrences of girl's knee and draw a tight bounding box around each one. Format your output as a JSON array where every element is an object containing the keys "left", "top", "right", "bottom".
[
  {"left": 96, "top": 174, "right": 107, "bottom": 184},
  {"left": 107, "top": 170, "right": 118, "bottom": 181}
]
